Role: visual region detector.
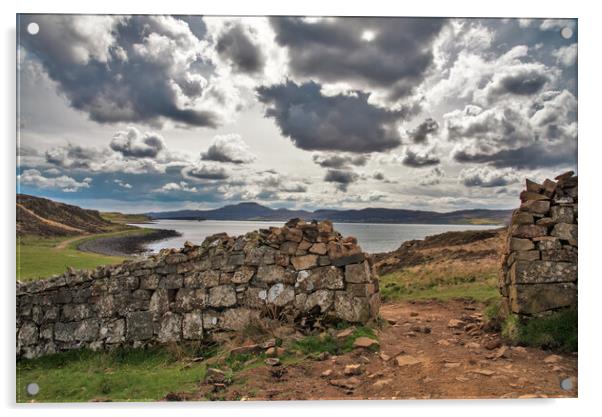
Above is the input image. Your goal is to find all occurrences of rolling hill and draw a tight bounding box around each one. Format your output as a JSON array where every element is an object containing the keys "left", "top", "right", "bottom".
[{"left": 17, "top": 194, "right": 114, "bottom": 236}]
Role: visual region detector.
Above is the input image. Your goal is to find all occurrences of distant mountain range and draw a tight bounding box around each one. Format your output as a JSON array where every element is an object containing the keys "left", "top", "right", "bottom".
[{"left": 147, "top": 202, "right": 512, "bottom": 225}]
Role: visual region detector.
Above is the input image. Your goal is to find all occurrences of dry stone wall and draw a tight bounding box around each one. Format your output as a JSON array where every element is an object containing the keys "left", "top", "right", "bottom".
[
  {"left": 499, "top": 171, "right": 578, "bottom": 316},
  {"left": 17, "top": 219, "right": 380, "bottom": 358}
]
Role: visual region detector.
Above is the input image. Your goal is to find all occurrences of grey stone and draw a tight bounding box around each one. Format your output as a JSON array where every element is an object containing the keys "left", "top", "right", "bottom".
[
  {"left": 334, "top": 292, "right": 371, "bottom": 323},
  {"left": 304, "top": 290, "right": 334, "bottom": 312},
  {"left": 510, "top": 283, "right": 577, "bottom": 314},
  {"left": 100, "top": 319, "right": 125, "bottom": 344},
  {"left": 551, "top": 223, "right": 578, "bottom": 242},
  {"left": 174, "top": 288, "right": 207, "bottom": 311},
  {"left": 126, "top": 311, "right": 154, "bottom": 340},
  {"left": 231, "top": 266, "right": 255, "bottom": 284},
  {"left": 183, "top": 311, "right": 203, "bottom": 340},
  {"left": 296, "top": 266, "right": 344, "bottom": 291},
  {"left": 345, "top": 261, "right": 371, "bottom": 283},
  {"left": 267, "top": 283, "right": 295, "bottom": 306},
  {"left": 208, "top": 285, "right": 237, "bottom": 307},
  {"left": 256, "top": 264, "right": 286, "bottom": 283},
  {"left": 18, "top": 321, "right": 38, "bottom": 346},
  {"left": 158, "top": 312, "right": 182, "bottom": 343},
  {"left": 149, "top": 289, "right": 169, "bottom": 320},
  {"left": 510, "top": 260, "right": 577, "bottom": 284},
  {"left": 550, "top": 206, "right": 574, "bottom": 223},
  {"left": 55, "top": 319, "right": 99, "bottom": 342}
]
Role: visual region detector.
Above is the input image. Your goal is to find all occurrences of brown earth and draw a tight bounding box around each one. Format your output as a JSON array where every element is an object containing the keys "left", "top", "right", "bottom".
[
  {"left": 175, "top": 299, "right": 577, "bottom": 401},
  {"left": 372, "top": 228, "right": 506, "bottom": 276}
]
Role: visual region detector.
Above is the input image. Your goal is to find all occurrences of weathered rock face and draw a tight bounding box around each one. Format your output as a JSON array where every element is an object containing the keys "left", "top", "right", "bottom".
[
  {"left": 16, "top": 219, "right": 380, "bottom": 358},
  {"left": 499, "top": 172, "right": 578, "bottom": 316}
]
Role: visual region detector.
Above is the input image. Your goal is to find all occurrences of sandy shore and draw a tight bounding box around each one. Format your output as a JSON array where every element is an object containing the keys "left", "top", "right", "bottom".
[{"left": 77, "top": 229, "right": 180, "bottom": 257}]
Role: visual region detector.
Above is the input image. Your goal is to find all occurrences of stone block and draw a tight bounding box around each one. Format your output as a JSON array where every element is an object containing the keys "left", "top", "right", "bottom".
[
  {"left": 183, "top": 311, "right": 203, "bottom": 340},
  {"left": 509, "top": 283, "right": 577, "bottom": 315},
  {"left": 296, "top": 266, "right": 344, "bottom": 291},
  {"left": 509, "top": 238, "right": 535, "bottom": 251},
  {"left": 256, "top": 264, "right": 286, "bottom": 283},
  {"left": 520, "top": 200, "right": 550, "bottom": 215},
  {"left": 334, "top": 292, "right": 371, "bottom": 323},
  {"left": 345, "top": 261, "right": 371, "bottom": 283},
  {"left": 126, "top": 311, "right": 154, "bottom": 340},
  {"left": 158, "top": 312, "right": 182, "bottom": 343},
  {"left": 510, "top": 260, "right": 577, "bottom": 284},
  {"left": 550, "top": 206, "right": 574, "bottom": 224},
  {"left": 551, "top": 223, "right": 578, "bottom": 242},
  {"left": 231, "top": 266, "right": 255, "bottom": 284},
  {"left": 291, "top": 254, "right": 318, "bottom": 271},
  {"left": 208, "top": 285, "right": 237, "bottom": 307},
  {"left": 55, "top": 319, "right": 100, "bottom": 343},
  {"left": 304, "top": 289, "right": 334, "bottom": 312},
  {"left": 267, "top": 283, "right": 295, "bottom": 306},
  {"left": 511, "top": 224, "right": 547, "bottom": 239}
]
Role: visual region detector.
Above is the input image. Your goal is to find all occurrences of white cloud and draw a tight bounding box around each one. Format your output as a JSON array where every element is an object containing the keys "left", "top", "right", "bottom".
[
  {"left": 18, "top": 169, "right": 92, "bottom": 192},
  {"left": 552, "top": 44, "right": 577, "bottom": 67}
]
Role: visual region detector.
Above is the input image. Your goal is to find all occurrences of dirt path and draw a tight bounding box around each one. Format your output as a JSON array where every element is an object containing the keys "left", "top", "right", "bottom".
[
  {"left": 54, "top": 234, "right": 90, "bottom": 250},
  {"left": 190, "top": 300, "right": 577, "bottom": 401}
]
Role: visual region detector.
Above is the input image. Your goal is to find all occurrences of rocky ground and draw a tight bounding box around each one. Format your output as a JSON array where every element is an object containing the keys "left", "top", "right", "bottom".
[
  {"left": 172, "top": 299, "right": 577, "bottom": 401},
  {"left": 77, "top": 228, "right": 180, "bottom": 257}
]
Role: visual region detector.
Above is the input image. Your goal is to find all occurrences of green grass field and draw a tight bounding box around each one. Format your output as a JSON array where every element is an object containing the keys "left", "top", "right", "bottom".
[
  {"left": 379, "top": 265, "right": 500, "bottom": 303},
  {"left": 17, "top": 346, "right": 209, "bottom": 402},
  {"left": 16, "top": 228, "right": 154, "bottom": 281},
  {"left": 100, "top": 212, "right": 151, "bottom": 224}
]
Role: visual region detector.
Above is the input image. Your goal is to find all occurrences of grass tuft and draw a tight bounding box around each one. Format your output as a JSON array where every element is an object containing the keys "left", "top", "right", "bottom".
[{"left": 502, "top": 308, "right": 577, "bottom": 353}]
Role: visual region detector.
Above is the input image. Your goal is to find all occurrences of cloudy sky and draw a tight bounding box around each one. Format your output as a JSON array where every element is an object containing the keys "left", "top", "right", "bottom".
[{"left": 16, "top": 15, "right": 577, "bottom": 213}]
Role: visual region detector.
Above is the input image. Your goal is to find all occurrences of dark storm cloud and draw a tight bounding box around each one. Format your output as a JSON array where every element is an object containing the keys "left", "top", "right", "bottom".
[
  {"left": 216, "top": 23, "right": 265, "bottom": 74},
  {"left": 312, "top": 153, "right": 368, "bottom": 169},
  {"left": 324, "top": 169, "right": 359, "bottom": 192},
  {"left": 110, "top": 127, "right": 165, "bottom": 158},
  {"left": 406, "top": 118, "right": 439, "bottom": 143},
  {"left": 257, "top": 81, "right": 408, "bottom": 153},
  {"left": 269, "top": 17, "right": 446, "bottom": 100},
  {"left": 454, "top": 142, "right": 576, "bottom": 170},
  {"left": 484, "top": 66, "right": 551, "bottom": 103},
  {"left": 45, "top": 144, "right": 107, "bottom": 169},
  {"left": 402, "top": 149, "right": 440, "bottom": 167},
  {"left": 19, "top": 15, "right": 219, "bottom": 127}
]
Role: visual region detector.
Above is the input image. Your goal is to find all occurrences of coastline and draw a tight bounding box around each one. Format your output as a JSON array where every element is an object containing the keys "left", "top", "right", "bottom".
[{"left": 77, "top": 228, "right": 181, "bottom": 257}]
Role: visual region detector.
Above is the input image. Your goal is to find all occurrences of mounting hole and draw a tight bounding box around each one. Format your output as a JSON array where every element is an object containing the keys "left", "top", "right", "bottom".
[
  {"left": 27, "top": 22, "right": 39, "bottom": 35},
  {"left": 560, "top": 27, "right": 573, "bottom": 39},
  {"left": 26, "top": 382, "right": 39, "bottom": 396},
  {"left": 560, "top": 378, "right": 573, "bottom": 391}
]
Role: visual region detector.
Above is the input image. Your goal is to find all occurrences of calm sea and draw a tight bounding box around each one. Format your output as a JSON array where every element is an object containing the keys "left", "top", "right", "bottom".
[{"left": 134, "top": 220, "right": 500, "bottom": 254}]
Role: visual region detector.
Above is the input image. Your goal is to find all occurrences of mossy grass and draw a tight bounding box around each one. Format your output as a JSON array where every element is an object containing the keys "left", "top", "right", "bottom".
[
  {"left": 292, "top": 325, "right": 378, "bottom": 356},
  {"left": 501, "top": 308, "right": 577, "bottom": 353}
]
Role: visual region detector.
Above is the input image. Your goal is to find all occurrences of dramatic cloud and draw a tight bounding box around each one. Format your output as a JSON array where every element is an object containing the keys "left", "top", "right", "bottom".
[
  {"left": 110, "top": 127, "right": 165, "bottom": 159},
  {"left": 257, "top": 81, "right": 408, "bottom": 153},
  {"left": 324, "top": 169, "right": 359, "bottom": 191},
  {"left": 402, "top": 148, "right": 440, "bottom": 167},
  {"left": 405, "top": 118, "right": 439, "bottom": 143},
  {"left": 18, "top": 169, "right": 92, "bottom": 192},
  {"left": 312, "top": 153, "right": 368, "bottom": 169},
  {"left": 269, "top": 17, "right": 446, "bottom": 100},
  {"left": 446, "top": 90, "right": 577, "bottom": 169},
  {"left": 182, "top": 163, "right": 229, "bottom": 180},
  {"left": 201, "top": 134, "right": 256, "bottom": 164},
  {"left": 46, "top": 144, "right": 108, "bottom": 170},
  {"left": 419, "top": 167, "right": 444, "bottom": 186},
  {"left": 19, "top": 15, "right": 225, "bottom": 127},
  {"left": 459, "top": 167, "right": 519, "bottom": 187},
  {"left": 479, "top": 64, "right": 552, "bottom": 103},
  {"left": 216, "top": 22, "right": 265, "bottom": 74}
]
